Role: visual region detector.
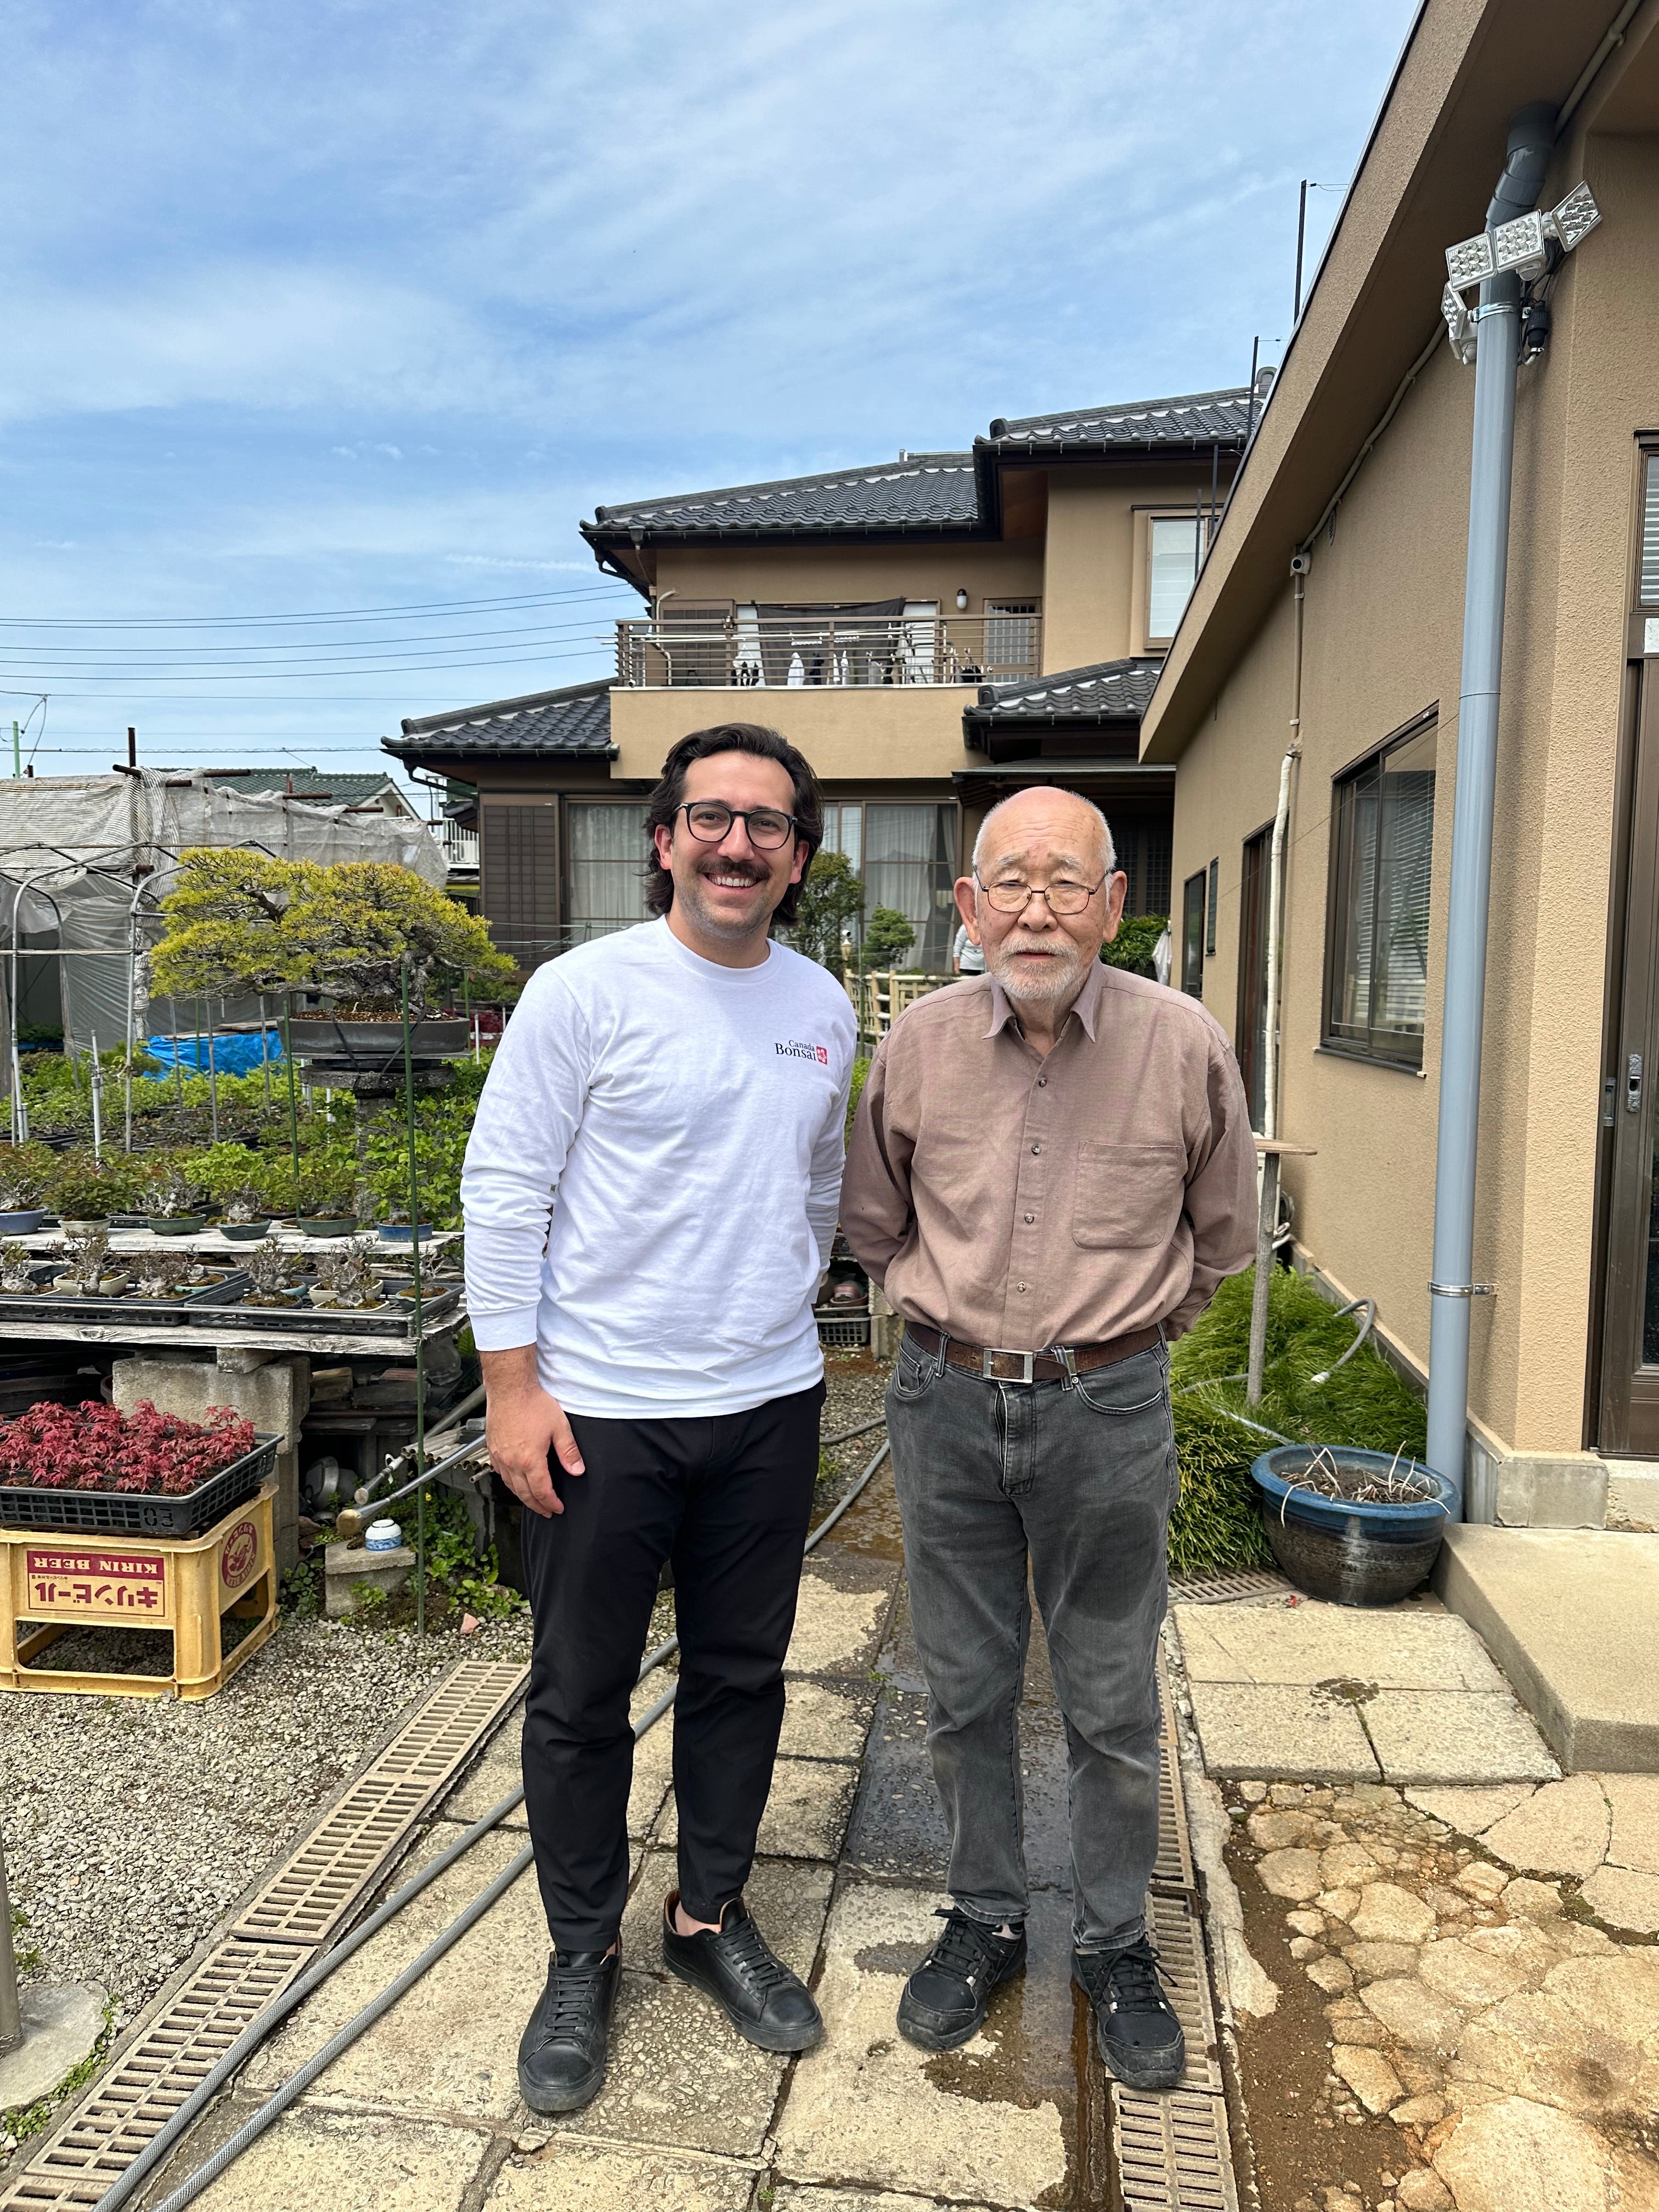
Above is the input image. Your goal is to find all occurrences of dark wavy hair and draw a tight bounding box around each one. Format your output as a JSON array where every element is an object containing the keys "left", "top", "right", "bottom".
[{"left": 643, "top": 722, "right": 823, "bottom": 929}]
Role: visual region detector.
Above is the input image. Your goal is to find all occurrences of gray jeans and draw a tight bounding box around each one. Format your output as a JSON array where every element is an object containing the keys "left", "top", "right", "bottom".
[{"left": 885, "top": 1330, "right": 1176, "bottom": 1950}]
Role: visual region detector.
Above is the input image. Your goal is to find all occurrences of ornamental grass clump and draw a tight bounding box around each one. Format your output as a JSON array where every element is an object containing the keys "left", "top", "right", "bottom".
[{"left": 0, "top": 1400, "right": 256, "bottom": 1495}]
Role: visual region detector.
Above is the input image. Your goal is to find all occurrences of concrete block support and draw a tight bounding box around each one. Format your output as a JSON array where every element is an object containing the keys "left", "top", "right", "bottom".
[{"left": 111, "top": 1352, "right": 312, "bottom": 1571}]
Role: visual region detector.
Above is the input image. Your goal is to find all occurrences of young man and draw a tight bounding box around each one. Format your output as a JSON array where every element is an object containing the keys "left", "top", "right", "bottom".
[
  {"left": 462, "top": 723, "right": 856, "bottom": 2114},
  {"left": 841, "top": 786, "right": 1256, "bottom": 2092}
]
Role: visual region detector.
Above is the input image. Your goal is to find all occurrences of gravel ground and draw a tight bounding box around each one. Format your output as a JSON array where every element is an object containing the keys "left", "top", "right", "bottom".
[
  {"left": 1, "top": 1359, "right": 889, "bottom": 2138},
  {"left": 0, "top": 1612, "right": 532, "bottom": 2043}
]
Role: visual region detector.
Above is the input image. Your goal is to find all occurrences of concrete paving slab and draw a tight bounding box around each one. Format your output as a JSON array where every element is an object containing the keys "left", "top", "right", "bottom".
[
  {"left": 843, "top": 1689, "right": 951, "bottom": 1882},
  {"left": 1185, "top": 1680, "right": 1381, "bottom": 1781},
  {"left": 244, "top": 1827, "right": 543, "bottom": 2121},
  {"left": 144, "top": 2103, "right": 491, "bottom": 2211},
  {"left": 486, "top": 2140, "right": 758, "bottom": 2210},
  {"left": 1434, "top": 1527, "right": 1659, "bottom": 1770},
  {"left": 0, "top": 1982, "right": 106, "bottom": 2113},
  {"left": 1402, "top": 1784, "right": 1538, "bottom": 1835},
  {"left": 1171, "top": 1596, "right": 1505, "bottom": 1692},
  {"left": 772, "top": 2192, "right": 1004, "bottom": 2212},
  {"left": 1578, "top": 1864, "right": 1659, "bottom": 1934},
  {"left": 1600, "top": 1771, "right": 1659, "bottom": 1873},
  {"left": 1361, "top": 1691, "right": 1560, "bottom": 1785},
  {"left": 618, "top": 1849, "right": 833, "bottom": 1982},
  {"left": 787, "top": 1565, "right": 891, "bottom": 1678},
  {"left": 774, "top": 1880, "right": 1069, "bottom": 2209},
  {"left": 1480, "top": 1775, "right": 1611, "bottom": 1878},
  {"left": 655, "top": 1757, "right": 859, "bottom": 1863},
  {"left": 778, "top": 1677, "right": 881, "bottom": 1763}
]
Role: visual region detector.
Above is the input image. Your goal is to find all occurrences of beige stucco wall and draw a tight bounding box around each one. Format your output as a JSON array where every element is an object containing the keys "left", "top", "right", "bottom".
[
  {"left": 650, "top": 543, "right": 1044, "bottom": 614},
  {"left": 608, "top": 683, "right": 980, "bottom": 786},
  {"left": 1168, "top": 126, "right": 1659, "bottom": 1461}
]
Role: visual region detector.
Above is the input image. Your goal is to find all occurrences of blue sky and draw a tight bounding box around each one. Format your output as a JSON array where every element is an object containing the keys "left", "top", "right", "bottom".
[{"left": 1, "top": 0, "right": 1418, "bottom": 799}]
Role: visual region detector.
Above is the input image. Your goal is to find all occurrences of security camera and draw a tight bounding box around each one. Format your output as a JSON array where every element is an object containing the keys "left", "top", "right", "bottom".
[{"left": 1289, "top": 552, "right": 1312, "bottom": 577}]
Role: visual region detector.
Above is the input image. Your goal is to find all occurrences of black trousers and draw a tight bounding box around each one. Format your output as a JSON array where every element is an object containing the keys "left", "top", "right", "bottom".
[{"left": 520, "top": 1381, "right": 824, "bottom": 1953}]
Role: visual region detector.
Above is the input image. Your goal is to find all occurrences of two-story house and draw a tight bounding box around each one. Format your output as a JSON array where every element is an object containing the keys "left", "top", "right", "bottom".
[{"left": 385, "top": 380, "right": 1269, "bottom": 968}]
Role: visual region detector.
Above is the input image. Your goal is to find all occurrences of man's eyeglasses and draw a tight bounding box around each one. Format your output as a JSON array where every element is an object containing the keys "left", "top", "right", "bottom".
[
  {"left": 975, "top": 871, "right": 1110, "bottom": 917},
  {"left": 676, "top": 801, "right": 799, "bottom": 850}
]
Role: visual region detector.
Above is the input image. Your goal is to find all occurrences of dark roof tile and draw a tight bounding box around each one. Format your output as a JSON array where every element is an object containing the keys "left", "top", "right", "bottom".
[
  {"left": 967, "top": 657, "right": 1164, "bottom": 724},
  {"left": 387, "top": 679, "right": 612, "bottom": 756},
  {"left": 588, "top": 455, "right": 978, "bottom": 536},
  {"left": 986, "top": 386, "right": 1254, "bottom": 448}
]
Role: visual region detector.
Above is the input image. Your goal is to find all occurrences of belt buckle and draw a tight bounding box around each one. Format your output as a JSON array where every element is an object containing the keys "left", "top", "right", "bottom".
[{"left": 980, "top": 1347, "right": 1036, "bottom": 1384}]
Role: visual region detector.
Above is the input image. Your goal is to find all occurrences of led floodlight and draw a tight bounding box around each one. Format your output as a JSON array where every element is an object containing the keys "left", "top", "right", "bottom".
[
  {"left": 1442, "top": 283, "right": 1476, "bottom": 366},
  {"left": 1445, "top": 231, "right": 1494, "bottom": 290},
  {"left": 1492, "top": 209, "right": 1549, "bottom": 281},
  {"left": 1545, "top": 181, "right": 1600, "bottom": 251}
]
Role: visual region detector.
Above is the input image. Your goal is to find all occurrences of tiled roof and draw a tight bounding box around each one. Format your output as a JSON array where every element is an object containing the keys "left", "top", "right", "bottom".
[
  {"left": 986, "top": 386, "right": 1255, "bottom": 448},
  {"left": 388, "top": 679, "right": 613, "bottom": 756},
  {"left": 206, "top": 767, "right": 402, "bottom": 804},
  {"left": 966, "top": 658, "right": 1164, "bottom": 725},
  {"left": 588, "top": 455, "right": 979, "bottom": 537}
]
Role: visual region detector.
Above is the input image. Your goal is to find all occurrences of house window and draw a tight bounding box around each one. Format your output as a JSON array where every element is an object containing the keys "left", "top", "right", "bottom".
[
  {"left": 1237, "top": 825, "right": 1272, "bottom": 1129},
  {"left": 981, "top": 602, "right": 1041, "bottom": 680},
  {"left": 824, "top": 801, "right": 958, "bottom": 969},
  {"left": 1323, "top": 716, "right": 1438, "bottom": 1068},
  {"left": 1148, "top": 516, "right": 1203, "bottom": 643},
  {"left": 1206, "top": 857, "right": 1218, "bottom": 956},
  {"left": 1641, "top": 453, "right": 1659, "bottom": 605},
  {"left": 481, "top": 802, "right": 560, "bottom": 969},
  {"left": 1181, "top": 871, "right": 1206, "bottom": 995},
  {"left": 1113, "top": 821, "right": 1172, "bottom": 917},
  {"left": 566, "top": 802, "right": 650, "bottom": 943}
]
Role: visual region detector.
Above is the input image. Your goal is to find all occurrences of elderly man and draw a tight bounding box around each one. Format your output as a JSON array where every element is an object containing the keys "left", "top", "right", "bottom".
[{"left": 841, "top": 786, "right": 1255, "bottom": 2090}]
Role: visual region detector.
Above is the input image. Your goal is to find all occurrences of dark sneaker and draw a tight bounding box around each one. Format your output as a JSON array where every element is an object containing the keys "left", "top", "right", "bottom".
[
  {"left": 661, "top": 1892, "right": 823, "bottom": 2053},
  {"left": 896, "top": 1906, "right": 1027, "bottom": 2052},
  {"left": 1073, "top": 1937, "right": 1186, "bottom": 2091},
  {"left": 517, "top": 1948, "right": 620, "bottom": 2113}
]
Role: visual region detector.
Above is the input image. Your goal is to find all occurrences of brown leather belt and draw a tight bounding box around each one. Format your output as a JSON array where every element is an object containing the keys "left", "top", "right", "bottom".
[{"left": 904, "top": 1320, "right": 1162, "bottom": 1386}]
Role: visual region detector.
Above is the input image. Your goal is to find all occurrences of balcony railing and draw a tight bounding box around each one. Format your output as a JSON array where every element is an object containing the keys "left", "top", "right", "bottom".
[
  {"left": 615, "top": 608, "right": 1041, "bottom": 690},
  {"left": 435, "top": 819, "right": 479, "bottom": 871}
]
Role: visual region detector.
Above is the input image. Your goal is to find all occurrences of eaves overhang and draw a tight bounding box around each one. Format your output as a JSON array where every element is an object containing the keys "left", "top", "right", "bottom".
[{"left": 1137, "top": 0, "right": 1633, "bottom": 766}]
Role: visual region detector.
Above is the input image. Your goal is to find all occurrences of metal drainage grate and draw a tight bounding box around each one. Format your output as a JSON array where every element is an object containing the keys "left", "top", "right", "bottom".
[
  {"left": 1113, "top": 2086, "right": 1239, "bottom": 2212},
  {"left": 0, "top": 1942, "right": 309, "bottom": 2212},
  {"left": 1142, "top": 1888, "right": 1222, "bottom": 2096},
  {"left": 230, "top": 1661, "right": 526, "bottom": 1944},
  {"left": 1152, "top": 1743, "right": 1198, "bottom": 1895},
  {"left": 1169, "top": 1568, "right": 1291, "bottom": 1605}
]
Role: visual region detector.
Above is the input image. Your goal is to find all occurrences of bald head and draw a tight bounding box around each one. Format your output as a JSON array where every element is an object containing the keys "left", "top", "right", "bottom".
[{"left": 972, "top": 788, "right": 1115, "bottom": 879}]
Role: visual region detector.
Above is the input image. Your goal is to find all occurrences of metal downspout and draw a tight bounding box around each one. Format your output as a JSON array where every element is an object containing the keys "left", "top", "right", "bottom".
[
  {"left": 1424, "top": 104, "right": 1556, "bottom": 1508},
  {"left": 1263, "top": 569, "right": 1306, "bottom": 1144}
]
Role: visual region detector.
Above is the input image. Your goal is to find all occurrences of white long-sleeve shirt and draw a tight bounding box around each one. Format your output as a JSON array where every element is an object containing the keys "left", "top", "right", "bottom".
[{"left": 461, "top": 918, "right": 857, "bottom": 1418}]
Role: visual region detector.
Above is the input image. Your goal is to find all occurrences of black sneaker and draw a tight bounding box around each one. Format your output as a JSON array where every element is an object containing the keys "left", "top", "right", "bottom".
[
  {"left": 896, "top": 1906, "right": 1027, "bottom": 2052},
  {"left": 517, "top": 1948, "right": 620, "bottom": 2114},
  {"left": 1073, "top": 1937, "right": 1186, "bottom": 2091},
  {"left": 661, "top": 1892, "right": 823, "bottom": 2053}
]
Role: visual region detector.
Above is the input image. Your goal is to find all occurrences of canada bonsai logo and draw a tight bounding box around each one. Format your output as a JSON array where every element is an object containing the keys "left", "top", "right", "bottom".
[{"left": 220, "top": 1519, "right": 259, "bottom": 1589}]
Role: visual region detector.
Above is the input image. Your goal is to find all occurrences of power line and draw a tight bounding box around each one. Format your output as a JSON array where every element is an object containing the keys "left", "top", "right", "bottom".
[
  {"left": 0, "top": 582, "right": 634, "bottom": 629},
  {"left": 0, "top": 646, "right": 614, "bottom": 687},
  {"left": 0, "top": 616, "right": 622, "bottom": 662}
]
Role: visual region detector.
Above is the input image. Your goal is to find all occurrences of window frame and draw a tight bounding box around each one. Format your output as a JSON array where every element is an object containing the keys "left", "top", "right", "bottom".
[
  {"left": 1141, "top": 510, "right": 1210, "bottom": 650},
  {"left": 1181, "top": 869, "right": 1206, "bottom": 996},
  {"left": 1321, "top": 708, "right": 1440, "bottom": 1071}
]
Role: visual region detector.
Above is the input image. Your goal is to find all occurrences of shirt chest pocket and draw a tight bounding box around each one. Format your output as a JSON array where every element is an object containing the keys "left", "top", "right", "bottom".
[{"left": 1071, "top": 1141, "right": 1188, "bottom": 1251}]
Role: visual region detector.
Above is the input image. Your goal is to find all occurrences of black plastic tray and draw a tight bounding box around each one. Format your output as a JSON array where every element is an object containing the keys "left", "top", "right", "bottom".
[
  {"left": 0, "top": 1432, "right": 279, "bottom": 1537},
  {"left": 0, "top": 1267, "right": 249, "bottom": 1329},
  {"left": 207, "top": 1284, "right": 459, "bottom": 1334}
]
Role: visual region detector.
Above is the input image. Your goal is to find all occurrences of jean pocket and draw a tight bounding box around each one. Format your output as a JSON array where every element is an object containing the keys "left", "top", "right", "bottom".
[
  {"left": 889, "top": 1338, "right": 940, "bottom": 1401},
  {"left": 1070, "top": 1344, "right": 1170, "bottom": 1418}
]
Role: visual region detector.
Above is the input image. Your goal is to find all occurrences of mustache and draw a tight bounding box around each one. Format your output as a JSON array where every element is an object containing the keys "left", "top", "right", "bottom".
[
  {"left": 696, "top": 856, "right": 767, "bottom": 884},
  {"left": 999, "top": 935, "right": 1079, "bottom": 959}
]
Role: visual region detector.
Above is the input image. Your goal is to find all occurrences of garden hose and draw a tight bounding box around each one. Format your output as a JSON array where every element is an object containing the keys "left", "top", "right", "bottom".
[
  {"left": 100, "top": 1433, "right": 893, "bottom": 2212},
  {"left": 1307, "top": 1298, "right": 1377, "bottom": 1386}
]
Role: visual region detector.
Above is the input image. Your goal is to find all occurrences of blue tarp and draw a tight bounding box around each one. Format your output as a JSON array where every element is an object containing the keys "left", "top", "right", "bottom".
[{"left": 142, "top": 1031, "right": 285, "bottom": 1079}]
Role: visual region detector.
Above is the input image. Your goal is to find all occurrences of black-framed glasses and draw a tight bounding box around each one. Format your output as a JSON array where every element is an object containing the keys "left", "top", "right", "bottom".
[
  {"left": 677, "top": 800, "right": 800, "bottom": 850},
  {"left": 975, "top": 870, "right": 1110, "bottom": 916}
]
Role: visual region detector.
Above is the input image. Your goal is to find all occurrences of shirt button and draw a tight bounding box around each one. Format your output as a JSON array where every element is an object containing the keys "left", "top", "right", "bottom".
[
  {"left": 1024, "top": 1213, "right": 1035, "bottom": 1223},
  {"left": 1031, "top": 1143, "right": 1041, "bottom": 1154},
  {"left": 1037, "top": 1077, "right": 1047, "bottom": 1087},
  {"left": 1016, "top": 1284, "right": 1028, "bottom": 1293}
]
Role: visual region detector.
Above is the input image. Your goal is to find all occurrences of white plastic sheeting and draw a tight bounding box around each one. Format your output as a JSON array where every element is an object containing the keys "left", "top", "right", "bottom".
[{"left": 0, "top": 768, "right": 447, "bottom": 1054}]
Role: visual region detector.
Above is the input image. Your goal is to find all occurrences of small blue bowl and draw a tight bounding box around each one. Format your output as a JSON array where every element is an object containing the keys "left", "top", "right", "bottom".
[
  {"left": 377, "top": 1224, "right": 435, "bottom": 1242},
  {"left": 1250, "top": 1446, "right": 1456, "bottom": 1607}
]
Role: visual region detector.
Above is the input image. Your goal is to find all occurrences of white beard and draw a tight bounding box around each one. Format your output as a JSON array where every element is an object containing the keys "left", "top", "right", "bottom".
[{"left": 987, "top": 933, "right": 1086, "bottom": 1005}]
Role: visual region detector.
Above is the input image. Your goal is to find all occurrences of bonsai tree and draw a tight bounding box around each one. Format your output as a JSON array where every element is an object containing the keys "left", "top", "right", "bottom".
[
  {"left": 789, "top": 850, "right": 866, "bottom": 972},
  {"left": 136, "top": 1163, "right": 207, "bottom": 1220},
  {"left": 0, "top": 1239, "right": 37, "bottom": 1292},
  {"left": 864, "top": 906, "right": 917, "bottom": 968},
  {"left": 147, "top": 852, "right": 517, "bottom": 1014},
  {"left": 295, "top": 1161, "right": 356, "bottom": 1220},
  {"left": 0, "top": 1142, "right": 57, "bottom": 1211},
  {"left": 51, "top": 1153, "right": 131, "bottom": 1224}
]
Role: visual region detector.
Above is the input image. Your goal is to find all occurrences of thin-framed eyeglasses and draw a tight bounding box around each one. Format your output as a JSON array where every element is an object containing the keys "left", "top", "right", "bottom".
[
  {"left": 975, "top": 870, "right": 1111, "bottom": 916},
  {"left": 676, "top": 801, "right": 800, "bottom": 850}
]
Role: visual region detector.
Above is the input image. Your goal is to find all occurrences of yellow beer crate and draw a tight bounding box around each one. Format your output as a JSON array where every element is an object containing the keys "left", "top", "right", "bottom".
[{"left": 0, "top": 1482, "right": 278, "bottom": 1701}]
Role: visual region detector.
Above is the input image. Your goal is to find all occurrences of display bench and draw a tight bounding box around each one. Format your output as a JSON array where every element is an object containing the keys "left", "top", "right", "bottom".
[{"left": 0, "top": 1481, "right": 278, "bottom": 1701}]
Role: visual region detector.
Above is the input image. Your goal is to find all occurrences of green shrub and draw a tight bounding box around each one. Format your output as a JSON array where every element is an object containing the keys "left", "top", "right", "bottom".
[
  {"left": 845, "top": 1057, "right": 870, "bottom": 1142},
  {"left": 1101, "top": 913, "right": 1166, "bottom": 978},
  {"left": 49, "top": 1153, "right": 134, "bottom": 1221},
  {"left": 865, "top": 907, "right": 917, "bottom": 966}
]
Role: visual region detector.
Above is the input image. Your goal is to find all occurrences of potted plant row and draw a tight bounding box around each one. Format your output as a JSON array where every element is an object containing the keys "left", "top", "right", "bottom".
[{"left": 0, "top": 1398, "right": 276, "bottom": 1536}]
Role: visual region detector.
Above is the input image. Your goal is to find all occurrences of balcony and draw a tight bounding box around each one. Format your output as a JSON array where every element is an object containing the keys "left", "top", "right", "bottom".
[
  {"left": 614, "top": 604, "right": 1041, "bottom": 690},
  {"left": 435, "top": 818, "right": 479, "bottom": 872}
]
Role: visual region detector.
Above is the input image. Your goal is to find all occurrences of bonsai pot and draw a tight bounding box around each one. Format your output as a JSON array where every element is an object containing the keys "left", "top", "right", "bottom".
[
  {"left": 300, "top": 1214, "right": 358, "bottom": 1238},
  {"left": 151, "top": 1214, "right": 208, "bottom": 1237},
  {"left": 1250, "top": 1447, "right": 1457, "bottom": 1609},
  {"left": 0, "top": 1209, "right": 48, "bottom": 1235},
  {"left": 286, "top": 1016, "right": 470, "bottom": 1065},
  {"left": 308, "top": 1286, "right": 340, "bottom": 1307},
  {"left": 219, "top": 1219, "right": 274, "bottom": 1242},
  {"left": 59, "top": 1216, "right": 110, "bottom": 1234},
  {"left": 377, "top": 1223, "right": 435, "bottom": 1242}
]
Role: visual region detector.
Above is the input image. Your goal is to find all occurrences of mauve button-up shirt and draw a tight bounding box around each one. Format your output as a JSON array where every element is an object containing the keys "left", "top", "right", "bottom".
[{"left": 840, "top": 959, "right": 1258, "bottom": 1351}]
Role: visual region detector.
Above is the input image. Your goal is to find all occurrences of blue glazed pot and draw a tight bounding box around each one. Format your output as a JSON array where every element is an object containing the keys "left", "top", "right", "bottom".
[
  {"left": 1249, "top": 1446, "right": 1457, "bottom": 1608},
  {"left": 377, "top": 1224, "right": 435, "bottom": 1242}
]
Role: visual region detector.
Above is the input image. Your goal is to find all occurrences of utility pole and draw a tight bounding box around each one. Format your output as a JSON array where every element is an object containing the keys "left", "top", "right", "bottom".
[
  {"left": 127, "top": 726, "right": 138, "bottom": 770},
  {"left": 1294, "top": 180, "right": 1310, "bottom": 323}
]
